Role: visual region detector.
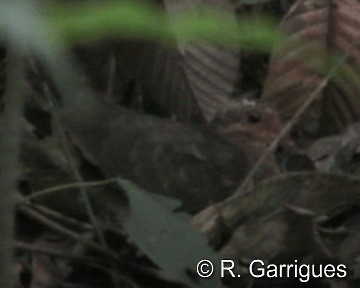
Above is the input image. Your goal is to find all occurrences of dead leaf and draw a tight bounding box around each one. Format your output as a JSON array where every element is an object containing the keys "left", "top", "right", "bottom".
[
  {"left": 30, "top": 233, "right": 77, "bottom": 288},
  {"left": 164, "top": 0, "right": 240, "bottom": 122},
  {"left": 262, "top": 0, "right": 360, "bottom": 136},
  {"left": 119, "top": 0, "right": 240, "bottom": 123},
  {"left": 305, "top": 122, "right": 360, "bottom": 175},
  {"left": 222, "top": 172, "right": 360, "bottom": 229},
  {"left": 220, "top": 206, "right": 328, "bottom": 264},
  {"left": 118, "top": 41, "right": 207, "bottom": 123},
  {"left": 305, "top": 135, "right": 342, "bottom": 172}
]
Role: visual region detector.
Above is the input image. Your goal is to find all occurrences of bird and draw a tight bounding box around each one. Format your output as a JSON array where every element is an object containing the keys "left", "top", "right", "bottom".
[
  {"left": 211, "top": 100, "right": 295, "bottom": 181},
  {"left": 58, "top": 92, "right": 250, "bottom": 214}
]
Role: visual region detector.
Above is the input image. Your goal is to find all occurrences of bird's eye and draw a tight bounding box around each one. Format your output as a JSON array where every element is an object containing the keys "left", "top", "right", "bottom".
[{"left": 248, "top": 113, "right": 261, "bottom": 124}]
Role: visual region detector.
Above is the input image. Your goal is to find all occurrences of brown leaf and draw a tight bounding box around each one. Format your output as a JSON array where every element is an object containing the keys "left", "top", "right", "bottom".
[
  {"left": 320, "top": 225, "right": 360, "bottom": 267},
  {"left": 222, "top": 172, "right": 360, "bottom": 229},
  {"left": 164, "top": 0, "right": 240, "bottom": 122},
  {"left": 30, "top": 233, "right": 77, "bottom": 288},
  {"left": 305, "top": 135, "right": 342, "bottom": 171},
  {"left": 331, "top": 122, "right": 360, "bottom": 175},
  {"left": 119, "top": 0, "right": 240, "bottom": 123},
  {"left": 218, "top": 173, "right": 360, "bottom": 275},
  {"left": 119, "top": 41, "right": 207, "bottom": 123},
  {"left": 220, "top": 209, "right": 288, "bottom": 263},
  {"left": 306, "top": 122, "right": 360, "bottom": 174},
  {"left": 220, "top": 206, "right": 326, "bottom": 264},
  {"left": 262, "top": 0, "right": 360, "bottom": 136}
]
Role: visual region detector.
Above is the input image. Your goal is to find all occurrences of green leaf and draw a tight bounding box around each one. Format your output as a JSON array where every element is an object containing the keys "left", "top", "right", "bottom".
[
  {"left": 118, "top": 179, "right": 222, "bottom": 287},
  {"left": 46, "top": 0, "right": 280, "bottom": 51},
  {"left": 47, "top": 0, "right": 169, "bottom": 42}
]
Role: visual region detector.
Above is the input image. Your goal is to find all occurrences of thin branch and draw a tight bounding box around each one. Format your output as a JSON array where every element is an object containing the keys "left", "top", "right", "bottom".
[
  {"left": 17, "top": 193, "right": 92, "bottom": 230},
  {"left": 18, "top": 204, "right": 155, "bottom": 278},
  {"left": 20, "top": 177, "right": 120, "bottom": 202},
  {"left": 229, "top": 54, "right": 348, "bottom": 200},
  {"left": 27, "top": 57, "right": 108, "bottom": 248},
  {"left": 17, "top": 205, "right": 109, "bottom": 255},
  {"left": 52, "top": 107, "right": 108, "bottom": 247}
]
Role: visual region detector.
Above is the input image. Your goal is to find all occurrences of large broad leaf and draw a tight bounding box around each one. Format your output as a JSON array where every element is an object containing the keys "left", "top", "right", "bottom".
[
  {"left": 220, "top": 172, "right": 360, "bottom": 272},
  {"left": 118, "top": 41, "right": 207, "bottom": 123},
  {"left": 119, "top": 179, "right": 222, "bottom": 288},
  {"left": 223, "top": 172, "right": 360, "bottom": 228},
  {"left": 262, "top": 0, "right": 360, "bottom": 136},
  {"left": 120, "top": 0, "right": 240, "bottom": 123},
  {"left": 163, "top": 0, "right": 240, "bottom": 122}
]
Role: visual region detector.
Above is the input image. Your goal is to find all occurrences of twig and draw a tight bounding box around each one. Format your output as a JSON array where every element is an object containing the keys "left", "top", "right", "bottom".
[
  {"left": 48, "top": 112, "right": 108, "bottom": 246},
  {"left": 17, "top": 200, "right": 159, "bottom": 283},
  {"left": 17, "top": 205, "right": 110, "bottom": 256},
  {"left": 27, "top": 57, "right": 108, "bottom": 248},
  {"left": 230, "top": 54, "right": 348, "bottom": 200},
  {"left": 20, "top": 177, "right": 119, "bottom": 202},
  {"left": 17, "top": 193, "right": 92, "bottom": 230},
  {"left": 32, "top": 204, "right": 92, "bottom": 229}
]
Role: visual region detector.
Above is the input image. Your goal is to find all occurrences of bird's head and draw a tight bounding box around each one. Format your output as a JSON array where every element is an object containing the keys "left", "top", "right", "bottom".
[{"left": 211, "top": 100, "right": 294, "bottom": 154}]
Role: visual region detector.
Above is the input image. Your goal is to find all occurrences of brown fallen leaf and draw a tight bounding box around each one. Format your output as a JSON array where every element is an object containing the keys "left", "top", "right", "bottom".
[
  {"left": 220, "top": 206, "right": 325, "bottom": 264},
  {"left": 221, "top": 172, "right": 360, "bottom": 229},
  {"left": 29, "top": 232, "right": 78, "bottom": 288},
  {"left": 262, "top": 0, "right": 360, "bottom": 137},
  {"left": 331, "top": 123, "right": 360, "bottom": 176},
  {"left": 320, "top": 225, "right": 360, "bottom": 268},
  {"left": 191, "top": 172, "right": 360, "bottom": 284},
  {"left": 305, "top": 122, "right": 360, "bottom": 175},
  {"left": 305, "top": 135, "right": 342, "bottom": 172}
]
